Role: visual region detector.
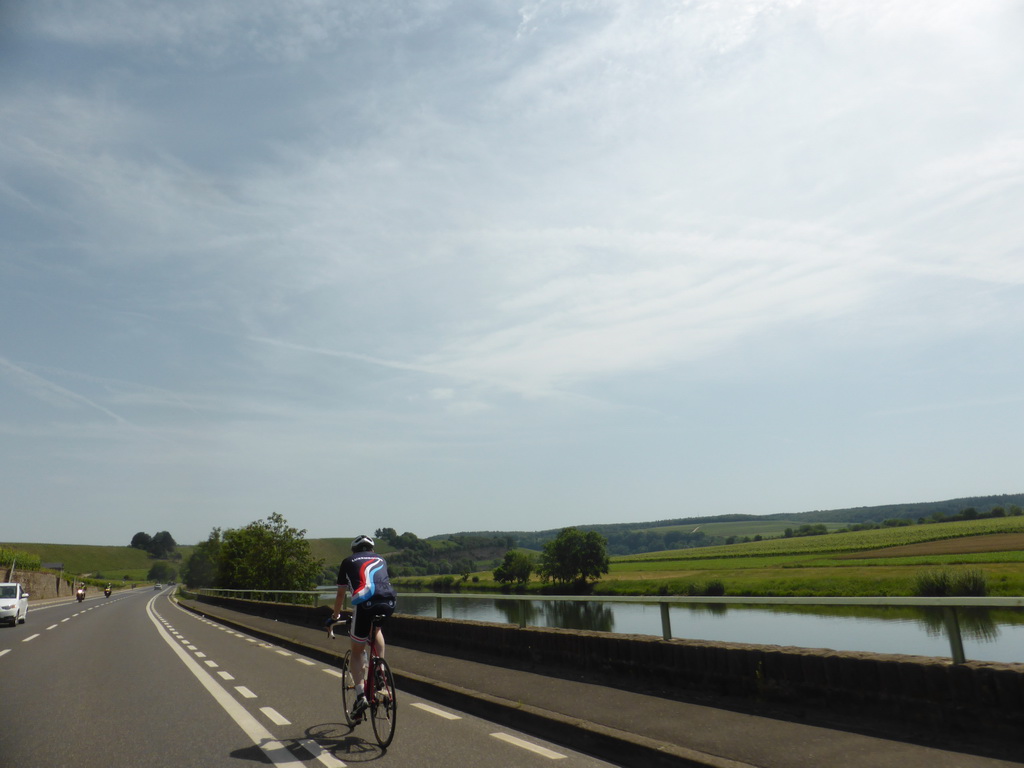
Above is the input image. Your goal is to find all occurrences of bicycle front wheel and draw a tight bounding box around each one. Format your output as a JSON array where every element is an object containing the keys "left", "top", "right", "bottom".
[
  {"left": 340, "top": 650, "right": 357, "bottom": 727},
  {"left": 369, "top": 657, "right": 397, "bottom": 748}
]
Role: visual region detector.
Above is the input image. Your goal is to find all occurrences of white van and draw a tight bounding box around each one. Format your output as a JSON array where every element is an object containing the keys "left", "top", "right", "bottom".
[{"left": 0, "top": 583, "right": 29, "bottom": 626}]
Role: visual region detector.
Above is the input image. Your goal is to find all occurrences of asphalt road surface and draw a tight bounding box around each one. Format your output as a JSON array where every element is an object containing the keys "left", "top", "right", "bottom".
[{"left": 1, "top": 589, "right": 618, "bottom": 768}]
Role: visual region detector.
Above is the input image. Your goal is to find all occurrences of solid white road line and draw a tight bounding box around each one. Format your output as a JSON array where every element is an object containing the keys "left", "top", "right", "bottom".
[
  {"left": 412, "top": 702, "right": 462, "bottom": 720},
  {"left": 145, "top": 597, "right": 305, "bottom": 768},
  {"left": 491, "top": 733, "right": 567, "bottom": 760},
  {"left": 297, "top": 738, "right": 347, "bottom": 768}
]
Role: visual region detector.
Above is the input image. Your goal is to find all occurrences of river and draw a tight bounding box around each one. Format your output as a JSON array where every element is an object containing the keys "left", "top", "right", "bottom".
[{"left": 391, "top": 595, "right": 1024, "bottom": 664}]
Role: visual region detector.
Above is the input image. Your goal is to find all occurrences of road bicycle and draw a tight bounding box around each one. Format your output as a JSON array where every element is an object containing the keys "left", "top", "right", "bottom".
[{"left": 327, "top": 614, "right": 397, "bottom": 748}]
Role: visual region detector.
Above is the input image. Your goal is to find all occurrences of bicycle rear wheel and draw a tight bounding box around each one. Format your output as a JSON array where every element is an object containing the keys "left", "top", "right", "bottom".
[
  {"left": 369, "top": 657, "right": 396, "bottom": 748},
  {"left": 340, "top": 650, "right": 357, "bottom": 727}
]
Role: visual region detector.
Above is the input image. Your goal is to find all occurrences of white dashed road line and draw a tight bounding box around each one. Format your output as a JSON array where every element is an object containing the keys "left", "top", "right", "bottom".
[
  {"left": 297, "top": 738, "right": 347, "bottom": 768},
  {"left": 0, "top": 649, "right": 9, "bottom": 658},
  {"left": 146, "top": 598, "right": 305, "bottom": 768},
  {"left": 235, "top": 686, "right": 257, "bottom": 699},
  {"left": 412, "top": 702, "right": 462, "bottom": 720},
  {"left": 259, "top": 706, "right": 291, "bottom": 726},
  {"left": 22, "top": 634, "right": 40, "bottom": 643},
  {"left": 491, "top": 733, "right": 567, "bottom": 760}
]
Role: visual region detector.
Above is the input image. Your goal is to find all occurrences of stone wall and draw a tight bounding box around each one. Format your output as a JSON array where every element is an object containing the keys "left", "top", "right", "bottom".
[
  {"left": 195, "top": 592, "right": 1024, "bottom": 743},
  {"left": 3, "top": 568, "right": 74, "bottom": 599}
]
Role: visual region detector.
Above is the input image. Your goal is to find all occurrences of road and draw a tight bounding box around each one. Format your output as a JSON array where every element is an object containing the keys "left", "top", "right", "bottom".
[{"left": 1, "top": 589, "right": 617, "bottom": 768}]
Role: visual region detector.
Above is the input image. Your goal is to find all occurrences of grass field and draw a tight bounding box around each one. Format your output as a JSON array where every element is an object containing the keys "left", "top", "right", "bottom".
[
  {"left": 437, "top": 517, "right": 1024, "bottom": 597},
  {"left": 621, "top": 516, "right": 1024, "bottom": 561},
  {"left": 596, "top": 518, "right": 1024, "bottom": 596},
  {"left": 5, "top": 542, "right": 190, "bottom": 581}
]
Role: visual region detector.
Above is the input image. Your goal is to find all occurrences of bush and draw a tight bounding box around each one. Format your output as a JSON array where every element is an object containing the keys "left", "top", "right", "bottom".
[
  {"left": 914, "top": 568, "right": 987, "bottom": 597},
  {"left": 952, "top": 569, "right": 987, "bottom": 596},
  {"left": 704, "top": 579, "right": 726, "bottom": 596},
  {"left": 914, "top": 570, "right": 951, "bottom": 596},
  {"left": 0, "top": 547, "right": 42, "bottom": 570}
]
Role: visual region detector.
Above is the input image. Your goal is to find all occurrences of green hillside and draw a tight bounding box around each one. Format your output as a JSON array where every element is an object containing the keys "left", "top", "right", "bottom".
[
  {"left": 619, "top": 515, "right": 1024, "bottom": 562},
  {"left": 308, "top": 537, "right": 395, "bottom": 568},
  {"left": 442, "top": 492, "right": 1024, "bottom": 555},
  {"left": 5, "top": 542, "right": 191, "bottom": 581}
]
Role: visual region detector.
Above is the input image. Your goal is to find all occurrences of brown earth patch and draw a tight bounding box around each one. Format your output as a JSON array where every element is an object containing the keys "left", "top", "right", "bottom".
[{"left": 837, "top": 533, "right": 1024, "bottom": 559}]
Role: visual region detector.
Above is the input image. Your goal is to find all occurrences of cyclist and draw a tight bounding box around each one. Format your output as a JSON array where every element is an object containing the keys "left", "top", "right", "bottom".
[{"left": 330, "top": 534, "right": 397, "bottom": 721}]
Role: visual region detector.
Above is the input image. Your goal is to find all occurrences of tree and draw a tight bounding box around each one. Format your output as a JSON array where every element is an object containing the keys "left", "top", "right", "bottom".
[
  {"left": 181, "top": 528, "right": 222, "bottom": 589},
  {"left": 130, "top": 532, "right": 152, "bottom": 550},
  {"left": 374, "top": 527, "right": 398, "bottom": 545},
  {"left": 217, "top": 512, "right": 323, "bottom": 590},
  {"left": 148, "top": 530, "right": 177, "bottom": 559},
  {"left": 148, "top": 562, "right": 177, "bottom": 582},
  {"left": 537, "top": 528, "right": 609, "bottom": 587},
  {"left": 493, "top": 550, "right": 534, "bottom": 586}
]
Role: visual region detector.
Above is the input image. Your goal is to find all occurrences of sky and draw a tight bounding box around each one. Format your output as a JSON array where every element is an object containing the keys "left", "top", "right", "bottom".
[{"left": 2, "top": 1, "right": 1024, "bottom": 547}]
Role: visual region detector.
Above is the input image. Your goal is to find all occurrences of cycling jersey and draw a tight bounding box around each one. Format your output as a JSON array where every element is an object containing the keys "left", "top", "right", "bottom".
[{"left": 339, "top": 552, "right": 397, "bottom": 607}]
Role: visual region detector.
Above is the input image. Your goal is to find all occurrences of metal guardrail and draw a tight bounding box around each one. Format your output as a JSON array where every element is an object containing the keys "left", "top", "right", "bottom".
[{"left": 196, "top": 589, "right": 1024, "bottom": 665}]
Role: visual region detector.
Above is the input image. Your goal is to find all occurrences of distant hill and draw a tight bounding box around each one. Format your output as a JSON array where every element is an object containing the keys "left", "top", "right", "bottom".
[
  {"left": 437, "top": 492, "right": 1024, "bottom": 556},
  {"left": 5, "top": 542, "right": 191, "bottom": 581}
]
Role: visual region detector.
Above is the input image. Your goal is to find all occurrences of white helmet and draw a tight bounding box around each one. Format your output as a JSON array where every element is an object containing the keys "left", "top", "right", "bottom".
[{"left": 351, "top": 534, "right": 374, "bottom": 552}]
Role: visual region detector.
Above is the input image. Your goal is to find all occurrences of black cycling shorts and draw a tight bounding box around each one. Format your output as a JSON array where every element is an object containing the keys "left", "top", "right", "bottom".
[{"left": 350, "top": 599, "right": 395, "bottom": 643}]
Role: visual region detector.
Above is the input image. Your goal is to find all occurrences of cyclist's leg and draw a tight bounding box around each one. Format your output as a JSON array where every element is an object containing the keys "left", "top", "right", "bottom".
[
  {"left": 349, "top": 604, "right": 373, "bottom": 693},
  {"left": 370, "top": 601, "right": 395, "bottom": 659}
]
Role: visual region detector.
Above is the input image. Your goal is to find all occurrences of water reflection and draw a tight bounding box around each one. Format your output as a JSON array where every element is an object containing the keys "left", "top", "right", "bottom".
[
  {"left": 395, "top": 595, "right": 1023, "bottom": 664},
  {"left": 492, "top": 599, "right": 616, "bottom": 632},
  {"left": 919, "top": 607, "right": 1000, "bottom": 642},
  {"left": 761, "top": 604, "right": 1003, "bottom": 642}
]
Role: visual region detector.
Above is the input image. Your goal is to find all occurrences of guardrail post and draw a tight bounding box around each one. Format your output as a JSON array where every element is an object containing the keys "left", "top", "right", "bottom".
[
  {"left": 660, "top": 602, "right": 672, "bottom": 641},
  {"left": 435, "top": 597, "right": 443, "bottom": 619},
  {"left": 943, "top": 606, "right": 966, "bottom": 664},
  {"left": 519, "top": 601, "right": 527, "bottom": 628}
]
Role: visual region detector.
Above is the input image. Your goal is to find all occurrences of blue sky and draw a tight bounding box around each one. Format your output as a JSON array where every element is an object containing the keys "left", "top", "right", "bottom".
[{"left": 2, "top": 1, "right": 1023, "bottom": 546}]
